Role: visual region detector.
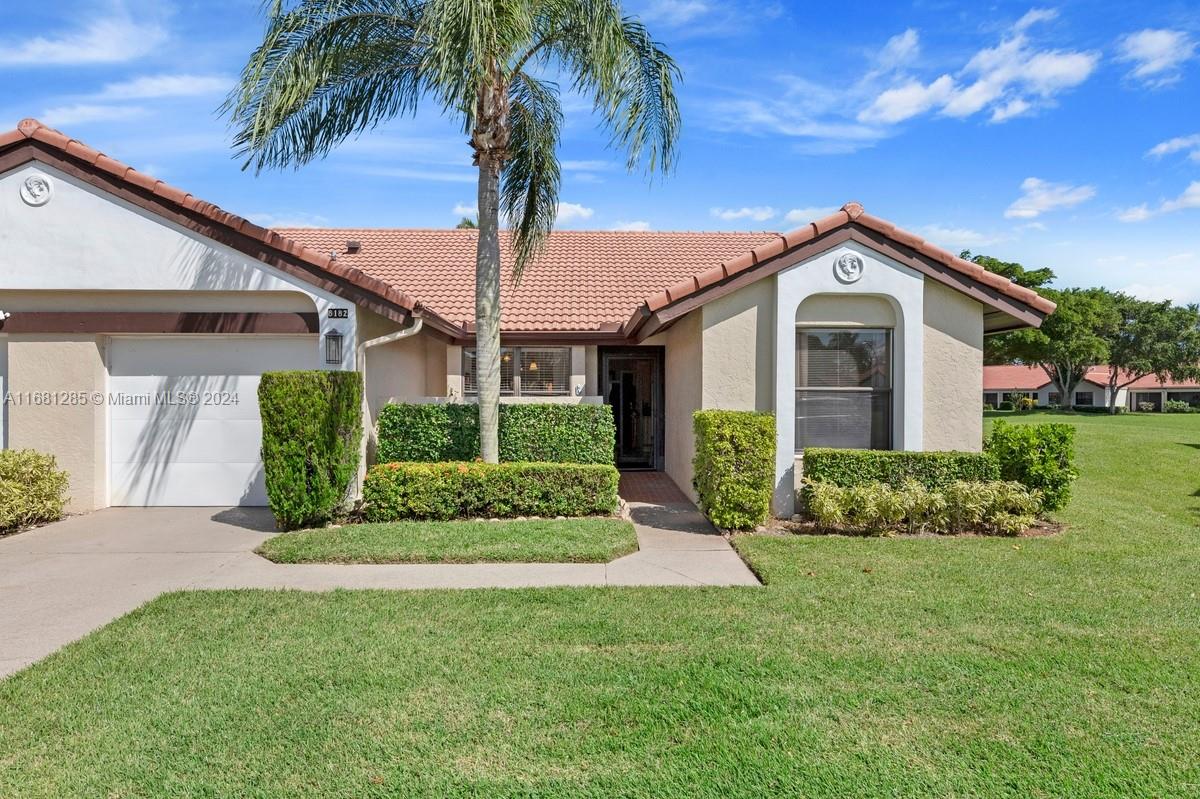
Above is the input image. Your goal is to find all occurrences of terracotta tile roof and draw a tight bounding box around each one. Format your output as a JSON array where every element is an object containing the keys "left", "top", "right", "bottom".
[
  {"left": 0, "top": 118, "right": 458, "bottom": 331},
  {"left": 984, "top": 364, "right": 1200, "bottom": 391},
  {"left": 278, "top": 227, "right": 778, "bottom": 331}
]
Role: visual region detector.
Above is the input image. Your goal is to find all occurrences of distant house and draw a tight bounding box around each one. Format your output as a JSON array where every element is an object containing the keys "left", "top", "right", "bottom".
[{"left": 983, "top": 365, "right": 1200, "bottom": 411}]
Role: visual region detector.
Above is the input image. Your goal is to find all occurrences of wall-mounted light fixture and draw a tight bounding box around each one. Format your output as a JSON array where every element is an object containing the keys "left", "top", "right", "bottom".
[{"left": 324, "top": 329, "right": 344, "bottom": 365}]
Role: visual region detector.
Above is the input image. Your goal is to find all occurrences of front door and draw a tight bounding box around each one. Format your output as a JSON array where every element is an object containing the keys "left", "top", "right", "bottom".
[{"left": 600, "top": 347, "right": 664, "bottom": 470}]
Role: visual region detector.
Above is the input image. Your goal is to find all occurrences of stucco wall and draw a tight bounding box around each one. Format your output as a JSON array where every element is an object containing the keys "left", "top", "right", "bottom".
[
  {"left": 0, "top": 289, "right": 315, "bottom": 313},
  {"left": 700, "top": 278, "right": 774, "bottom": 411},
  {"left": 923, "top": 281, "right": 984, "bottom": 451},
  {"left": 660, "top": 311, "right": 703, "bottom": 499},
  {"left": 5, "top": 335, "right": 106, "bottom": 511}
]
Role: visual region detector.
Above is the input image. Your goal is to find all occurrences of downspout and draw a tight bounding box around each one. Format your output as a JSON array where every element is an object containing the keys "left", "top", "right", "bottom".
[{"left": 354, "top": 315, "right": 424, "bottom": 500}]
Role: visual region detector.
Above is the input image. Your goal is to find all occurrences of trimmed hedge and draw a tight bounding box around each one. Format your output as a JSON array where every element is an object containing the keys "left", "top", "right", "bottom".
[
  {"left": 376, "top": 403, "right": 615, "bottom": 464},
  {"left": 362, "top": 462, "right": 619, "bottom": 521},
  {"left": 0, "top": 449, "right": 69, "bottom": 533},
  {"left": 692, "top": 410, "right": 776, "bottom": 530},
  {"left": 802, "top": 448, "right": 999, "bottom": 491},
  {"left": 805, "top": 479, "right": 1041, "bottom": 536},
  {"left": 985, "top": 420, "right": 1077, "bottom": 511},
  {"left": 259, "top": 370, "right": 362, "bottom": 531}
]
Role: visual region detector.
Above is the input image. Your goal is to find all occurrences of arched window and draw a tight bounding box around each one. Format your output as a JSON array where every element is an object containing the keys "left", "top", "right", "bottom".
[{"left": 795, "top": 328, "right": 892, "bottom": 451}]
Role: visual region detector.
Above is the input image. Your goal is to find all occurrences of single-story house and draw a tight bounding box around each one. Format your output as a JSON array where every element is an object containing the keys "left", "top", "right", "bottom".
[
  {"left": 0, "top": 119, "right": 1053, "bottom": 517},
  {"left": 983, "top": 364, "right": 1200, "bottom": 411}
]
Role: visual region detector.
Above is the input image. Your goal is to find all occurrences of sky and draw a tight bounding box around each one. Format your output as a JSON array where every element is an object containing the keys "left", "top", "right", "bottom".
[{"left": 2, "top": 0, "right": 1199, "bottom": 302}]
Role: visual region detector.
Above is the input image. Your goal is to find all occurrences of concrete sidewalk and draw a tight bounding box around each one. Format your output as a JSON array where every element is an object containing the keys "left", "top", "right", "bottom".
[{"left": 0, "top": 498, "right": 757, "bottom": 677}]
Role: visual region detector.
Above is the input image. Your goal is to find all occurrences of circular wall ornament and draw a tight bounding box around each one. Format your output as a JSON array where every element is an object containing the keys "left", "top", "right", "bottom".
[
  {"left": 834, "top": 252, "right": 864, "bottom": 284},
  {"left": 20, "top": 173, "right": 53, "bottom": 207}
]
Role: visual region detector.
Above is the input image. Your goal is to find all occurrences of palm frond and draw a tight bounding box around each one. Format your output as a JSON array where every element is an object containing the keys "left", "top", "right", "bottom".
[
  {"left": 225, "top": 0, "right": 428, "bottom": 171},
  {"left": 501, "top": 72, "right": 563, "bottom": 280}
]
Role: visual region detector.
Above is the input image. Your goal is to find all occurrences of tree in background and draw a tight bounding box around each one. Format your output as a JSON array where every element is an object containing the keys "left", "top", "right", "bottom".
[
  {"left": 960, "top": 251, "right": 1056, "bottom": 290},
  {"left": 993, "top": 287, "right": 1120, "bottom": 404},
  {"left": 225, "top": 0, "right": 680, "bottom": 462},
  {"left": 1102, "top": 295, "right": 1200, "bottom": 413},
  {"left": 455, "top": 217, "right": 478, "bottom": 230},
  {"left": 961, "top": 252, "right": 1057, "bottom": 364}
]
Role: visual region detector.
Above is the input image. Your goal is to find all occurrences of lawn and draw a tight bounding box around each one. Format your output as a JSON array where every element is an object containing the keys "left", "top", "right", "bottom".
[
  {"left": 256, "top": 518, "right": 639, "bottom": 564},
  {"left": 1, "top": 413, "right": 1198, "bottom": 797}
]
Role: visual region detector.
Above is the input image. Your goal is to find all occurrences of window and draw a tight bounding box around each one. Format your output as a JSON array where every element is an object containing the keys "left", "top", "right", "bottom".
[
  {"left": 1074, "top": 391, "right": 1094, "bottom": 406},
  {"left": 983, "top": 392, "right": 999, "bottom": 407},
  {"left": 795, "top": 328, "right": 891, "bottom": 451},
  {"left": 1048, "top": 392, "right": 1061, "bottom": 406},
  {"left": 463, "top": 346, "right": 570, "bottom": 397},
  {"left": 1002, "top": 391, "right": 1033, "bottom": 404}
]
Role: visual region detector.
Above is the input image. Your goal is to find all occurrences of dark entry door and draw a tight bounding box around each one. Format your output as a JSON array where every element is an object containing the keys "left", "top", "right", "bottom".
[{"left": 600, "top": 347, "right": 664, "bottom": 470}]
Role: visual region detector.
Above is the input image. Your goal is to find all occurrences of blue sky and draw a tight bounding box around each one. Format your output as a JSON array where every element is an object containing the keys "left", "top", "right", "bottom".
[{"left": 3, "top": 0, "right": 1199, "bottom": 302}]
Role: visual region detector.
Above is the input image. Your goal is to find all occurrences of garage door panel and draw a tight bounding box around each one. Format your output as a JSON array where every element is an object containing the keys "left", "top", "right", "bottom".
[
  {"left": 108, "top": 336, "right": 315, "bottom": 506},
  {"left": 110, "top": 418, "right": 265, "bottom": 464},
  {"left": 109, "top": 462, "right": 267, "bottom": 507}
]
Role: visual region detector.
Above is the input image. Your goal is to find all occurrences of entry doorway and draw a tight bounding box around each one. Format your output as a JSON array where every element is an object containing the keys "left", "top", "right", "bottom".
[{"left": 600, "top": 347, "right": 664, "bottom": 470}]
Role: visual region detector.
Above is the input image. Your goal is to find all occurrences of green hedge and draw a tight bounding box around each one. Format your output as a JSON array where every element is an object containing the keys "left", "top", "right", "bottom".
[
  {"left": 802, "top": 448, "right": 999, "bottom": 490},
  {"left": 985, "top": 420, "right": 1077, "bottom": 511},
  {"left": 0, "top": 449, "right": 69, "bottom": 533},
  {"left": 259, "top": 370, "right": 362, "bottom": 531},
  {"left": 362, "top": 462, "right": 619, "bottom": 521},
  {"left": 692, "top": 410, "right": 776, "bottom": 530},
  {"left": 376, "top": 403, "right": 615, "bottom": 464}
]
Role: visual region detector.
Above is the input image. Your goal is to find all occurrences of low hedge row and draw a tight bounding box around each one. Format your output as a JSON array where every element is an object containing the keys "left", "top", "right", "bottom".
[
  {"left": 363, "top": 462, "right": 620, "bottom": 521},
  {"left": 802, "top": 448, "right": 999, "bottom": 490},
  {"left": 805, "top": 479, "right": 1041, "bottom": 536},
  {"left": 0, "top": 449, "right": 69, "bottom": 533},
  {"left": 376, "top": 403, "right": 615, "bottom": 464},
  {"left": 692, "top": 410, "right": 776, "bottom": 530}
]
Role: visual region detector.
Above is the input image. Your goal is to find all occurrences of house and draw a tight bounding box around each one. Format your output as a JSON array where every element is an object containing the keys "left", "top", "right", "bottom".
[
  {"left": 983, "top": 364, "right": 1200, "bottom": 411},
  {"left": 0, "top": 119, "right": 1053, "bottom": 517}
]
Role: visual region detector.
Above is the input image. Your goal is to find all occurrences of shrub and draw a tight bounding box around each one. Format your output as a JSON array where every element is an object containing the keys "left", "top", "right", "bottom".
[
  {"left": 259, "top": 370, "right": 362, "bottom": 531},
  {"left": 1017, "top": 396, "right": 1037, "bottom": 411},
  {"left": 0, "top": 450, "right": 69, "bottom": 533},
  {"left": 985, "top": 420, "right": 1077, "bottom": 511},
  {"left": 998, "top": 400, "right": 1015, "bottom": 411},
  {"left": 1165, "top": 399, "right": 1195, "bottom": 414},
  {"left": 692, "top": 410, "right": 776, "bottom": 530},
  {"left": 983, "top": 403, "right": 995, "bottom": 411},
  {"left": 1137, "top": 401, "right": 1157, "bottom": 413},
  {"left": 376, "top": 403, "right": 615, "bottom": 464},
  {"left": 801, "top": 448, "right": 999, "bottom": 491},
  {"left": 803, "top": 479, "right": 1041, "bottom": 536},
  {"left": 363, "top": 462, "right": 619, "bottom": 521}
]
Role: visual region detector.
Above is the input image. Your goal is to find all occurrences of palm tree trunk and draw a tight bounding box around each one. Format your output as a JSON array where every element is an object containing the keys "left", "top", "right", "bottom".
[{"left": 475, "top": 154, "right": 502, "bottom": 463}]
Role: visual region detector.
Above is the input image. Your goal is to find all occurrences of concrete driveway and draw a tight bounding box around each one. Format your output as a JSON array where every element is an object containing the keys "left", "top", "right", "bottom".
[{"left": 0, "top": 502, "right": 758, "bottom": 678}]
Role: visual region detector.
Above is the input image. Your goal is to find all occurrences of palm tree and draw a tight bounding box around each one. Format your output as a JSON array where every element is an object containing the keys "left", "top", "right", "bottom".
[{"left": 225, "top": 0, "right": 680, "bottom": 462}]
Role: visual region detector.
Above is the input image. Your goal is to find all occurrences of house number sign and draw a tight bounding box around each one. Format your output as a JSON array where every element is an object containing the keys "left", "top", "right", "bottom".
[{"left": 327, "top": 307, "right": 350, "bottom": 319}]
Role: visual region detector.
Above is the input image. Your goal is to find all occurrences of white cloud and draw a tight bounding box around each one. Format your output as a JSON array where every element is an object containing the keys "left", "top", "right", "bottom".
[
  {"left": 0, "top": 16, "right": 167, "bottom": 65},
  {"left": 1147, "top": 133, "right": 1200, "bottom": 162},
  {"left": 877, "top": 29, "right": 920, "bottom": 69},
  {"left": 560, "top": 160, "right": 611, "bottom": 172},
  {"left": 919, "top": 224, "right": 1002, "bottom": 249},
  {"left": 859, "top": 75, "right": 955, "bottom": 124},
  {"left": 711, "top": 206, "right": 777, "bottom": 222},
  {"left": 96, "top": 74, "right": 233, "bottom": 100},
  {"left": 783, "top": 206, "right": 837, "bottom": 224},
  {"left": 1119, "top": 282, "right": 1198, "bottom": 304},
  {"left": 1005, "top": 177, "right": 1096, "bottom": 219},
  {"left": 1118, "top": 181, "right": 1200, "bottom": 222},
  {"left": 859, "top": 10, "right": 1097, "bottom": 126},
  {"left": 1117, "top": 29, "right": 1196, "bottom": 87},
  {"left": 556, "top": 202, "right": 594, "bottom": 224},
  {"left": 247, "top": 211, "right": 331, "bottom": 229},
  {"left": 640, "top": 0, "right": 711, "bottom": 26},
  {"left": 40, "top": 104, "right": 146, "bottom": 127},
  {"left": 611, "top": 220, "right": 652, "bottom": 231}
]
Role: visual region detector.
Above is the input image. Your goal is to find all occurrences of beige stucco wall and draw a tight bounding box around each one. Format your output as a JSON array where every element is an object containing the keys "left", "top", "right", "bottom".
[
  {"left": 0, "top": 289, "right": 316, "bottom": 313},
  {"left": 658, "top": 311, "right": 703, "bottom": 499},
  {"left": 795, "top": 294, "right": 897, "bottom": 327},
  {"left": 923, "top": 280, "right": 984, "bottom": 451},
  {"left": 356, "top": 310, "right": 446, "bottom": 427},
  {"left": 700, "top": 278, "right": 774, "bottom": 411},
  {"left": 5, "top": 335, "right": 107, "bottom": 512}
]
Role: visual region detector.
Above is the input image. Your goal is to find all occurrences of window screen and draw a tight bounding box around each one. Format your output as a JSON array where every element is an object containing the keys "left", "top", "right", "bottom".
[
  {"left": 463, "top": 346, "right": 568, "bottom": 397},
  {"left": 1074, "top": 391, "right": 1093, "bottom": 406},
  {"left": 795, "top": 329, "right": 891, "bottom": 451}
]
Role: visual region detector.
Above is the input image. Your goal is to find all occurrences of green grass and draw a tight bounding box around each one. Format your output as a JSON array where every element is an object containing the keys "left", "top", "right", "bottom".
[
  {"left": 256, "top": 518, "right": 639, "bottom": 564},
  {"left": 2, "top": 413, "right": 1198, "bottom": 797}
]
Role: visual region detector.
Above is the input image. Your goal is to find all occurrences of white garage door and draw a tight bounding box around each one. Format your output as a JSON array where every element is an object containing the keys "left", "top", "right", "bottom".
[{"left": 108, "top": 336, "right": 317, "bottom": 506}]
